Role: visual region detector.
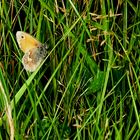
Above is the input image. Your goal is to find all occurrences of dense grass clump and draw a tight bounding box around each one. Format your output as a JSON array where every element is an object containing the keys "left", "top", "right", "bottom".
[{"left": 0, "top": 0, "right": 140, "bottom": 139}]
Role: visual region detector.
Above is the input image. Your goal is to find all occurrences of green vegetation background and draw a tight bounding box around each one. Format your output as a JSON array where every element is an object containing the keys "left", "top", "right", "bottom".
[{"left": 0, "top": 0, "right": 140, "bottom": 139}]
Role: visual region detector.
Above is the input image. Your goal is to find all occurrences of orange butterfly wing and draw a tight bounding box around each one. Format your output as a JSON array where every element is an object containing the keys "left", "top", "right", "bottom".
[{"left": 16, "top": 31, "right": 42, "bottom": 53}]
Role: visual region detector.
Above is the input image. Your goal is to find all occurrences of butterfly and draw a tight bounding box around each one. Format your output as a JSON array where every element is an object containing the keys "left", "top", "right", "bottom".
[{"left": 16, "top": 31, "right": 47, "bottom": 72}]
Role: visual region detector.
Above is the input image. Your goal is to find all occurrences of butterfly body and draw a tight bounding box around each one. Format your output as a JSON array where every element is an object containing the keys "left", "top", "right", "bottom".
[{"left": 16, "top": 31, "right": 47, "bottom": 72}]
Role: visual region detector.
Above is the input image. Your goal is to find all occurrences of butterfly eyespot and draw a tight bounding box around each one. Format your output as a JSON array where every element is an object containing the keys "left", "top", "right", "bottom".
[{"left": 21, "top": 35, "right": 25, "bottom": 39}]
